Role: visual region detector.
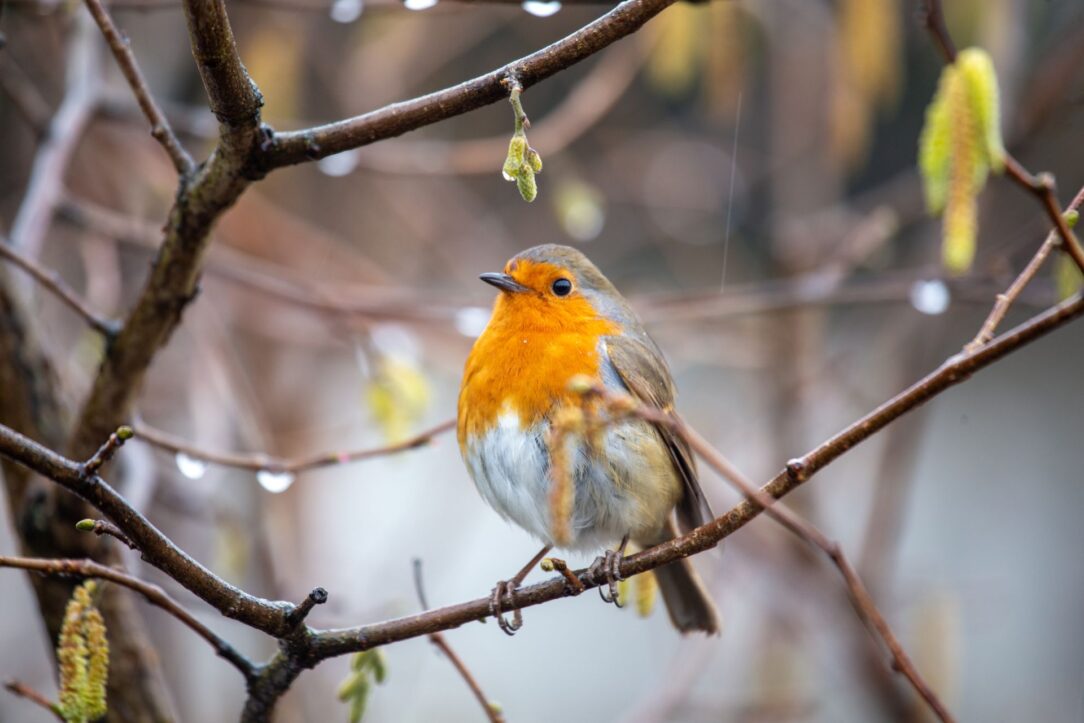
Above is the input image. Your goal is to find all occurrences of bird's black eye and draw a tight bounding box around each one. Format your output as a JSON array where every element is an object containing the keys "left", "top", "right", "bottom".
[{"left": 551, "top": 278, "right": 573, "bottom": 296}]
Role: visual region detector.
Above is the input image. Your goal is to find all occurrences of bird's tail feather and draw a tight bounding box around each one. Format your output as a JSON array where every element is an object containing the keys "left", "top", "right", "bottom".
[{"left": 650, "top": 519, "right": 720, "bottom": 634}]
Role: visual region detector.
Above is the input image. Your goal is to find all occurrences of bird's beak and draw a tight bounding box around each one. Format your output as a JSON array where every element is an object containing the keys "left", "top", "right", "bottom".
[{"left": 479, "top": 272, "right": 529, "bottom": 293}]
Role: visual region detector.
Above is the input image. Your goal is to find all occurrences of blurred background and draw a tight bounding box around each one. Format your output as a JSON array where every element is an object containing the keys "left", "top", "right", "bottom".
[{"left": 2, "top": 0, "right": 1084, "bottom": 720}]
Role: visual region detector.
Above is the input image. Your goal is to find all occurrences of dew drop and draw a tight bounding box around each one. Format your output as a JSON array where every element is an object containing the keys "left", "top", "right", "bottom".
[
  {"left": 522, "top": 0, "right": 561, "bottom": 16},
  {"left": 175, "top": 453, "right": 207, "bottom": 480},
  {"left": 455, "top": 307, "right": 491, "bottom": 338},
  {"left": 330, "top": 0, "right": 363, "bottom": 23},
  {"left": 317, "top": 149, "right": 360, "bottom": 177},
  {"left": 403, "top": 0, "right": 437, "bottom": 10},
  {"left": 909, "top": 279, "right": 951, "bottom": 315},
  {"left": 257, "top": 469, "right": 296, "bottom": 494}
]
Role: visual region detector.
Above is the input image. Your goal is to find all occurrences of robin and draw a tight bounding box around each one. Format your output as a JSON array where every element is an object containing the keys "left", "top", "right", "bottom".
[{"left": 457, "top": 244, "right": 720, "bottom": 634}]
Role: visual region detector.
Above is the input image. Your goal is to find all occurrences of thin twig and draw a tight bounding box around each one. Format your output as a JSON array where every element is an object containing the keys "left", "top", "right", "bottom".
[
  {"left": 413, "top": 560, "right": 505, "bottom": 723},
  {"left": 285, "top": 587, "right": 328, "bottom": 628},
  {"left": 76, "top": 518, "right": 137, "bottom": 549},
  {"left": 0, "top": 556, "right": 258, "bottom": 682},
  {"left": 82, "top": 425, "right": 133, "bottom": 475},
  {"left": 3, "top": 680, "right": 63, "bottom": 721},
  {"left": 131, "top": 419, "right": 454, "bottom": 474},
  {"left": 83, "top": 0, "right": 195, "bottom": 174},
  {"left": 0, "top": 239, "right": 120, "bottom": 337}
]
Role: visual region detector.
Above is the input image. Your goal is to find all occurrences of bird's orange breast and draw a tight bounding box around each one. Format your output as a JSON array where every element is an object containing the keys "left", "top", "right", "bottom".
[{"left": 458, "top": 292, "right": 620, "bottom": 449}]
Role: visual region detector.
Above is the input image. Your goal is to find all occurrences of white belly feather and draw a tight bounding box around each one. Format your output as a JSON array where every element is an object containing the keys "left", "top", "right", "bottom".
[{"left": 465, "top": 411, "right": 675, "bottom": 551}]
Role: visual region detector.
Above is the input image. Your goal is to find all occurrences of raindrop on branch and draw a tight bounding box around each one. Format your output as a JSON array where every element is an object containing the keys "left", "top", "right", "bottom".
[
  {"left": 257, "top": 469, "right": 296, "bottom": 494},
  {"left": 175, "top": 453, "right": 207, "bottom": 480},
  {"left": 318, "top": 149, "right": 360, "bottom": 177},
  {"left": 522, "top": 0, "right": 561, "bottom": 17},
  {"left": 403, "top": 0, "right": 438, "bottom": 10}
]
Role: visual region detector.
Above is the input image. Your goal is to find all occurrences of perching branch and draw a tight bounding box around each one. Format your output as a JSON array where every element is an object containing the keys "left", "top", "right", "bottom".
[{"left": 0, "top": 556, "right": 258, "bottom": 682}]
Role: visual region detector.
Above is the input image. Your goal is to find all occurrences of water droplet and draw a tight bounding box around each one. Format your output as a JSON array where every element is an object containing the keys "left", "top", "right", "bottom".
[
  {"left": 175, "top": 453, "right": 207, "bottom": 480},
  {"left": 317, "top": 149, "right": 359, "bottom": 177},
  {"left": 502, "top": 170, "right": 515, "bottom": 182},
  {"left": 257, "top": 469, "right": 296, "bottom": 494},
  {"left": 403, "top": 0, "right": 437, "bottom": 10},
  {"left": 522, "top": 0, "right": 561, "bottom": 16},
  {"left": 909, "top": 279, "right": 951, "bottom": 315},
  {"left": 330, "top": 0, "right": 363, "bottom": 23},
  {"left": 455, "top": 307, "right": 491, "bottom": 338}
]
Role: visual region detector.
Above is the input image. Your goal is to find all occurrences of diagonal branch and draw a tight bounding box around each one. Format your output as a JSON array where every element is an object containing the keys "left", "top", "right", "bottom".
[
  {"left": 0, "top": 555, "right": 257, "bottom": 682},
  {"left": 0, "top": 425, "right": 296, "bottom": 638},
  {"left": 83, "top": 0, "right": 194, "bottom": 174},
  {"left": 0, "top": 238, "right": 120, "bottom": 336},
  {"left": 262, "top": 0, "right": 680, "bottom": 168}
]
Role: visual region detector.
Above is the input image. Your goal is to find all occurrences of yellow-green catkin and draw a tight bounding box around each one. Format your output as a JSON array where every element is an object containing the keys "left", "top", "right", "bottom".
[
  {"left": 918, "top": 47, "right": 1005, "bottom": 274},
  {"left": 57, "top": 581, "right": 109, "bottom": 722}
]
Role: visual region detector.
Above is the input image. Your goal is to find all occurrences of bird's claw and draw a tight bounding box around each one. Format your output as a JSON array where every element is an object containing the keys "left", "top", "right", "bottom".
[
  {"left": 590, "top": 545, "right": 626, "bottom": 607},
  {"left": 489, "top": 579, "right": 523, "bottom": 635}
]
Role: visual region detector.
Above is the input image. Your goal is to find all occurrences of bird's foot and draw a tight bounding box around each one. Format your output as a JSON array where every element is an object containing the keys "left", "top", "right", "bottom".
[
  {"left": 590, "top": 535, "right": 629, "bottom": 607},
  {"left": 487, "top": 544, "right": 551, "bottom": 635},
  {"left": 489, "top": 579, "right": 523, "bottom": 636}
]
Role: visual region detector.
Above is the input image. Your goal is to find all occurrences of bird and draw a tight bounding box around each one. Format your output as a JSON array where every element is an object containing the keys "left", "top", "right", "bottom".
[{"left": 457, "top": 244, "right": 720, "bottom": 634}]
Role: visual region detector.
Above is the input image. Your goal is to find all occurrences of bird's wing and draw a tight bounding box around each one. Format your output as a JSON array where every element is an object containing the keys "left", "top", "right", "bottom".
[{"left": 602, "top": 334, "right": 713, "bottom": 531}]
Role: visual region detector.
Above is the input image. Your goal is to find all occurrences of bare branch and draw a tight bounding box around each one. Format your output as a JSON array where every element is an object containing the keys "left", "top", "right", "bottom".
[
  {"left": 0, "top": 425, "right": 296, "bottom": 638},
  {"left": 0, "top": 238, "right": 120, "bottom": 337},
  {"left": 83, "top": 0, "right": 195, "bottom": 174},
  {"left": 181, "top": 0, "right": 262, "bottom": 137},
  {"left": 0, "top": 555, "right": 257, "bottom": 682},
  {"left": 131, "top": 419, "right": 454, "bottom": 474},
  {"left": 263, "top": 0, "right": 680, "bottom": 168}
]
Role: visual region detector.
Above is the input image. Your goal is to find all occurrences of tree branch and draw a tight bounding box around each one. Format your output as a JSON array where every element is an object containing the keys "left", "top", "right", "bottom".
[
  {"left": 83, "top": 0, "right": 195, "bottom": 174},
  {"left": 262, "top": 0, "right": 680, "bottom": 168},
  {"left": 0, "top": 238, "right": 120, "bottom": 337},
  {"left": 130, "top": 419, "right": 454, "bottom": 474},
  {"left": 0, "top": 556, "right": 259, "bottom": 681},
  {"left": 0, "top": 425, "right": 297, "bottom": 638}
]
